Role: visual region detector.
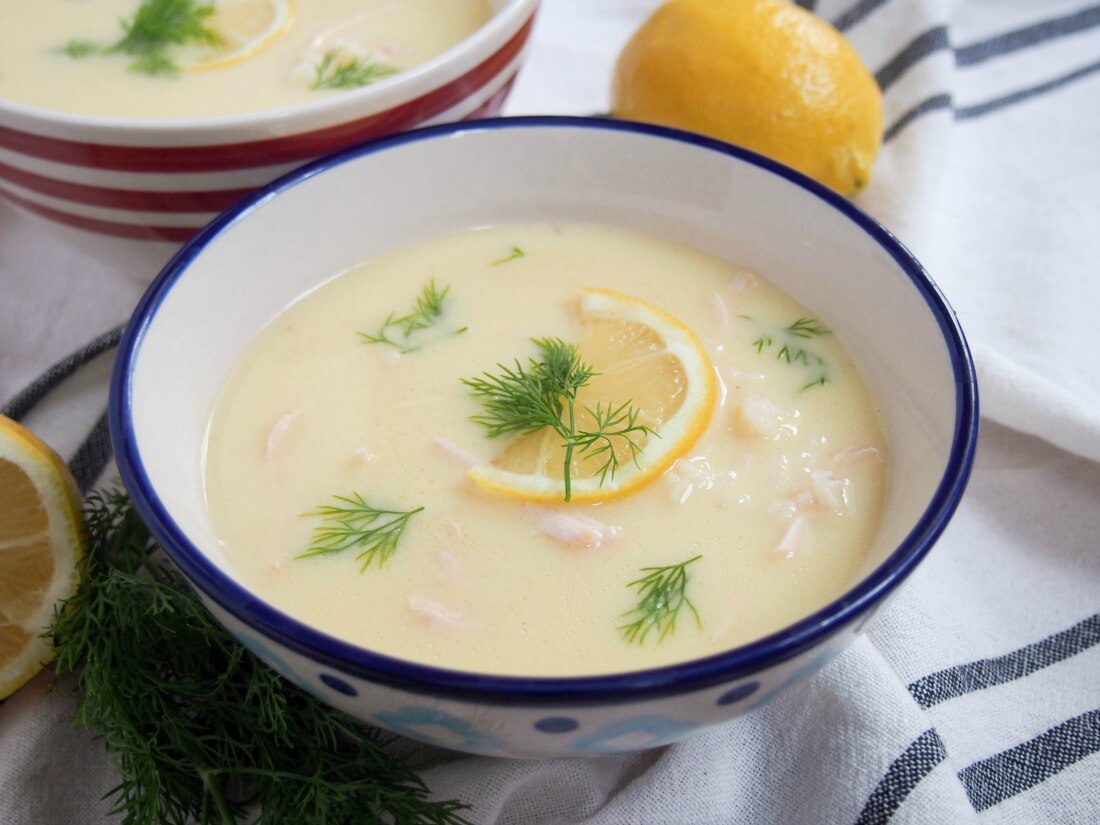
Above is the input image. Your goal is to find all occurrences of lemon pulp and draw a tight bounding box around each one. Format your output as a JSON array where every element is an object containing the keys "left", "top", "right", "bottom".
[
  {"left": 0, "top": 415, "right": 83, "bottom": 699},
  {"left": 472, "top": 288, "right": 717, "bottom": 503}
]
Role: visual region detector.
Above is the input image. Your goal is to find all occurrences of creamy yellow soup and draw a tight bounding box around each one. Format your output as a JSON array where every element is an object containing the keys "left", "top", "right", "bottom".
[
  {"left": 203, "top": 223, "right": 887, "bottom": 676},
  {"left": 0, "top": 0, "right": 493, "bottom": 119}
]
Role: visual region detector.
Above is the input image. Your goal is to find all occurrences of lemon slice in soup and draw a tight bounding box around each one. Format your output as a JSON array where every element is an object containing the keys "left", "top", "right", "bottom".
[
  {"left": 469, "top": 289, "right": 718, "bottom": 503},
  {"left": 179, "top": 0, "right": 294, "bottom": 72}
]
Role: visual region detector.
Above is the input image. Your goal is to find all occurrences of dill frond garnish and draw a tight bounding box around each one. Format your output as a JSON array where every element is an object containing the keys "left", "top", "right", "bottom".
[
  {"left": 299, "top": 493, "right": 424, "bottom": 572},
  {"left": 461, "top": 337, "right": 653, "bottom": 502},
  {"left": 49, "top": 490, "right": 470, "bottom": 824},
  {"left": 785, "top": 317, "right": 831, "bottom": 339},
  {"left": 110, "top": 0, "right": 222, "bottom": 69},
  {"left": 619, "top": 554, "right": 703, "bottom": 645},
  {"left": 750, "top": 316, "right": 831, "bottom": 391},
  {"left": 359, "top": 280, "right": 462, "bottom": 353},
  {"left": 58, "top": 0, "right": 223, "bottom": 76},
  {"left": 491, "top": 246, "right": 526, "bottom": 266},
  {"left": 312, "top": 49, "right": 398, "bottom": 90},
  {"left": 59, "top": 39, "right": 101, "bottom": 58},
  {"left": 571, "top": 400, "right": 649, "bottom": 488}
]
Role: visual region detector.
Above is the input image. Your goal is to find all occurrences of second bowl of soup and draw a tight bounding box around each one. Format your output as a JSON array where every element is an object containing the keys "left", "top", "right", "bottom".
[{"left": 0, "top": 0, "right": 538, "bottom": 240}]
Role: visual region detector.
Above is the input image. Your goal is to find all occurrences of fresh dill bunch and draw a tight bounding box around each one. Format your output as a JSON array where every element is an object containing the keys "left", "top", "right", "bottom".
[
  {"left": 298, "top": 493, "right": 424, "bottom": 572},
  {"left": 619, "top": 554, "right": 703, "bottom": 645},
  {"left": 312, "top": 49, "right": 398, "bottom": 90},
  {"left": 359, "top": 280, "right": 459, "bottom": 353},
  {"left": 750, "top": 316, "right": 831, "bottom": 391},
  {"left": 461, "top": 338, "right": 653, "bottom": 501},
  {"left": 58, "top": 0, "right": 222, "bottom": 76},
  {"left": 49, "top": 490, "right": 470, "bottom": 825}
]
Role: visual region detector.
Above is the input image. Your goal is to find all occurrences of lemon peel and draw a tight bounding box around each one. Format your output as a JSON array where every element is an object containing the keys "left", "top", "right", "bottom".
[{"left": 179, "top": 0, "right": 293, "bottom": 72}]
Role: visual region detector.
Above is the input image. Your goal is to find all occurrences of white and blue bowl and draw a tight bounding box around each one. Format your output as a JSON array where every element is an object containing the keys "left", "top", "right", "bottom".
[{"left": 110, "top": 117, "right": 978, "bottom": 758}]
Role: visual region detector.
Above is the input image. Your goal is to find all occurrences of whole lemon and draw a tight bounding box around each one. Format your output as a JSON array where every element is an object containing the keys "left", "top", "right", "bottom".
[{"left": 612, "top": 0, "right": 883, "bottom": 196}]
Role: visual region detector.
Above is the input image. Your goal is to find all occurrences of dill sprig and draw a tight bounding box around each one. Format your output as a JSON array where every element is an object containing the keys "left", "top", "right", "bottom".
[
  {"left": 619, "top": 555, "right": 703, "bottom": 645},
  {"left": 59, "top": 39, "right": 101, "bottom": 58},
  {"left": 785, "top": 317, "right": 831, "bottom": 339},
  {"left": 359, "top": 280, "right": 461, "bottom": 353},
  {"left": 573, "top": 400, "right": 649, "bottom": 488},
  {"left": 461, "top": 338, "right": 653, "bottom": 502},
  {"left": 59, "top": 0, "right": 223, "bottom": 76},
  {"left": 312, "top": 49, "right": 398, "bottom": 90},
  {"left": 490, "top": 246, "right": 526, "bottom": 266},
  {"left": 49, "top": 490, "right": 470, "bottom": 825},
  {"left": 299, "top": 493, "right": 424, "bottom": 572},
  {"left": 750, "top": 316, "right": 831, "bottom": 391}
]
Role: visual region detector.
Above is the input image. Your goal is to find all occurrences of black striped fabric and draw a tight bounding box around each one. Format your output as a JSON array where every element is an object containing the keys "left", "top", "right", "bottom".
[
  {"left": 67, "top": 412, "right": 112, "bottom": 494},
  {"left": 855, "top": 729, "right": 947, "bottom": 825},
  {"left": 875, "top": 27, "right": 949, "bottom": 93},
  {"left": 885, "top": 56, "right": 1100, "bottom": 141},
  {"left": 858, "top": 613, "right": 1100, "bottom": 822},
  {"left": 834, "top": 0, "right": 890, "bottom": 33},
  {"left": 955, "top": 5, "right": 1100, "bottom": 67},
  {"left": 909, "top": 614, "right": 1100, "bottom": 710},
  {"left": 959, "top": 708, "right": 1100, "bottom": 811},
  {"left": 957, "top": 57, "right": 1100, "bottom": 119},
  {"left": 1, "top": 325, "right": 123, "bottom": 423},
  {"left": 884, "top": 94, "right": 953, "bottom": 143},
  {"left": 825, "top": 1, "right": 1100, "bottom": 141},
  {"left": 2, "top": 325, "right": 123, "bottom": 494}
]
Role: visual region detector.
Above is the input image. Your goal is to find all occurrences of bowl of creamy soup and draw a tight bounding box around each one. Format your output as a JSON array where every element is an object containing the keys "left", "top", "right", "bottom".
[
  {"left": 110, "top": 117, "right": 978, "bottom": 757},
  {"left": 0, "top": 0, "right": 537, "bottom": 241}
]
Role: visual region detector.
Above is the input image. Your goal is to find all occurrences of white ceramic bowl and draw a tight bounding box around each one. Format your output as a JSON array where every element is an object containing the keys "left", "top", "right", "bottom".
[
  {"left": 110, "top": 118, "right": 978, "bottom": 758},
  {"left": 0, "top": 0, "right": 538, "bottom": 242}
]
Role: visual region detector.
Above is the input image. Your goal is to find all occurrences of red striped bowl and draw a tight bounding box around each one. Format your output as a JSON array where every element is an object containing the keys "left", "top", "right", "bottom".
[{"left": 0, "top": 0, "right": 538, "bottom": 242}]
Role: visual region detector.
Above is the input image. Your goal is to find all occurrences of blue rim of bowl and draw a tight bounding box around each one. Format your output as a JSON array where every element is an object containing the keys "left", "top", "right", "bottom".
[{"left": 110, "top": 116, "right": 979, "bottom": 707}]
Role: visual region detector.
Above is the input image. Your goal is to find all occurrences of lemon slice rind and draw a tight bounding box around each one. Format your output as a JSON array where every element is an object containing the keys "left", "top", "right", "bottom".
[{"left": 179, "top": 0, "right": 294, "bottom": 73}]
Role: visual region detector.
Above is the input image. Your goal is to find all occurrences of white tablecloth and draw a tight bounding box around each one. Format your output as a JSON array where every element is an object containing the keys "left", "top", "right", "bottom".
[{"left": 3, "top": 1, "right": 1099, "bottom": 822}]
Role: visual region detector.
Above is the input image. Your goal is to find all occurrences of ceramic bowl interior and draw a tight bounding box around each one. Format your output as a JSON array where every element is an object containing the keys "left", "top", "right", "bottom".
[
  {"left": 111, "top": 118, "right": 977, "bottom": 756},
  {"left": 0, "top": 0, "right": 538, "bottom": 241}
]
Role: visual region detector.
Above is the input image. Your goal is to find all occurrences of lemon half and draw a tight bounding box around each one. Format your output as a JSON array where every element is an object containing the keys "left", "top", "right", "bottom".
[{"left": 0, "top": 416, "right": 83, "bottom": 699}]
